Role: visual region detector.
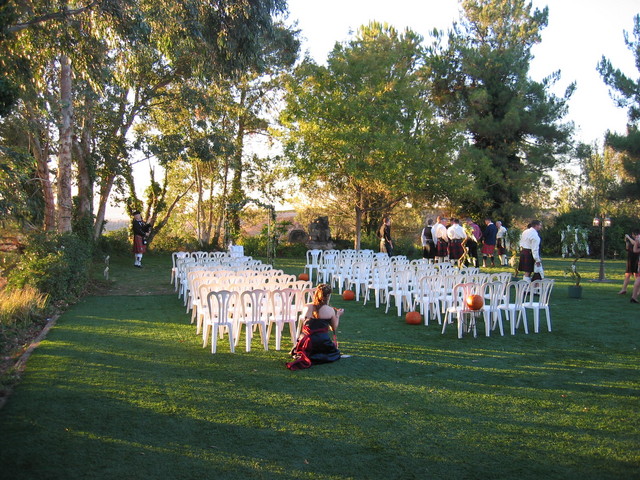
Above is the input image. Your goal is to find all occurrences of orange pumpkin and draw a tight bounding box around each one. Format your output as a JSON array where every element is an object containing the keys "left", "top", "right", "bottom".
[
  {"left": 405, "top": 311, "right": 422, "bottom": 325},
  {"left": 466, "top": 294, "right": 484, "bottom": 311},
  {"left": 342, "top": 290, "right": 355, "bottom": 301},
  {"left": 298, "top": 273, "right": 310, "bottom": 281}
]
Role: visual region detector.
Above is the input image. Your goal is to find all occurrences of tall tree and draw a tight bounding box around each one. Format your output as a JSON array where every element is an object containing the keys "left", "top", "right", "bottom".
[
  {"left": 1, "top": 0, "right": 294, "bottom": 237},
  {"left": 597, "top": 14, "right": 640, "bottom": 201},
  {"left": 424, "top": 0, "right": 574, "bottom": 222},
  {"left": 281, "top": 22, "right": 457, "bottom": 249}
]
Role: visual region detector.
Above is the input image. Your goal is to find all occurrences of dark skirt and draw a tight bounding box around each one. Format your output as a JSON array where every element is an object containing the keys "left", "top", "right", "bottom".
[
  {"left": 518, "top": 248, "right": 534, "bottom": 273},
  {"left": 287, "top": 317, "right": 340, "bottom": 370},
  {"left": 496, "top": 238, "right": 506, "bottom": 255},
  {"left": 423, "top": 241, "right": 435, "bottom": 259},
  {"left": 448, "top": 240, "right": 464, "bottom": 260},
  {"left": 436, "top": 240, "right": 449, "bottom": 257},
  {"left": 626, "top": 250, "right": 639, "bottom": 274},
  {"left": 133, "top": 235, "right": 146, "bottom": 254},
  {"left": 481, "top": 244, "right": 495, "bottom": 255}
]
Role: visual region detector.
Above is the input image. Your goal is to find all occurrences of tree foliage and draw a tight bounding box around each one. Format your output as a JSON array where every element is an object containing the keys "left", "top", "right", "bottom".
[
  {"left": 423, "top": 0, "right": 574, "bottom": 222},
  {"left": 280, "top": 21, "right": 459, "bottom": 248},
  {"left": 598, "top": 13, "right": 640, "bottom": 201},
  {"left": 0, "top": 0, "right": 296, "bottom": 244}
]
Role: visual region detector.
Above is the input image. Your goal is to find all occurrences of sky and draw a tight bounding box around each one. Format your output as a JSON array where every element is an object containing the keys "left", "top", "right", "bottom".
[{"left": 286, "top": 0, "right": 639, "bottom": 145}]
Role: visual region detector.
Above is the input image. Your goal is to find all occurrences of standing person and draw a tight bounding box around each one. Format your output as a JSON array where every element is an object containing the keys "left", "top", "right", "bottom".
[
  {"left": 379, "top": 216, "right": 394, "bottom": 257},
  {"left": 433, "top": 216, "right": 449, "bottom": 263},
  {"left": 421, "top": 219, "right": 435, "bottom": 261},
  {"left": 131, "top": 210, "right": 150, "bottom": 268},
  {"left": 496, "top": 221, "right": 508, "bottom": 266},
  {"left": 618, "top": 230, "right": 639, "bottom": 295},
  {"left": 518, "top": 220, "right": 542, "bottom": 281},
  {"left": 465, "top": 218, "right": 482, "bottom": 267},
  {"left": 481, "top": 218, "right": 498, "bottom": 267},
  {"left": 287, "top": 283, "right": 343, "bottom": 369},
  {"left": 447, "top": 218, "right": 466, "bottom": 262}
]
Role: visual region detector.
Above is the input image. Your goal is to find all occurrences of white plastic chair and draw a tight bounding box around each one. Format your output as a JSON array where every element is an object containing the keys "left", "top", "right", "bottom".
[
  {"left": 346, "top": 261, "right": 370, "bottom": 301},
  {"left": 236, "top": 289, "right": 269, "bottom": 352},
  {"left": 317, "top": 251, "right": 339, "bottom": 284},
  {"left": 267, "top": 289, "right": 298, "bottom": 350},
  {"left": 364, "top": 265, "right": 390, "bottom": 308},
  {"left": 386, "top": 269, "right": 413, "bottom": 316},
  {"left": 413, "top": 275, "right": 442, "bottom": 325},
  {"left": 170, "top": 252, "right": 188, "bottom": 286},
  {"left": 524, "top": 279, "right": 554, "bottom": 333},
  {"left": 442, "top": 283, "right": 483, "bottom": 338},
  {"left": 481, "top": 281, "right": 507, "bottom": 336},
  {"left": 332, "top": 256, "right": 354, "bottom": 294},
  {"left": 498, "top": 280, "right": 530, "bottom": 335},
  {"left": 295, "top": 288, "right": 315, "bottom": 336},
  {"left": 304, "top": 249, "right": 323, "bottom": 283},
  {"left": 203, "top": 290, "right": 237, "bottom": 353}
]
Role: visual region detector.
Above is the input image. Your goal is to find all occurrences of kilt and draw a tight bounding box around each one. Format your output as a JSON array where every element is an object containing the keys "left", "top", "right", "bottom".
[
  {"left": 518, "top": 248, "right": 534, "bottom": 273},
  {"left": 423, "top": 240, "right": 435, "bottom": 259},
  {"left": 496, "top": 238, "right": 506, "bottom": 255},
  {"left": 133, "top": 235, "right": 147, "bottom": 254},
  {"left": 481, "top": 243, "right": 495, "bottom": 255},
  {"left": 448, "top": 239, "right": 464, "bottom": 260},
  {"left": 436, "top": 240, "right": 449, "bottom": 257}
]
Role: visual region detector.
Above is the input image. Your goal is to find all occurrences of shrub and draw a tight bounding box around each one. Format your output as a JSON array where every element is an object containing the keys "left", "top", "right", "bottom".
[
  {"left": 0, "top": 285, "right": 48, "bottom": 327},
  {"left": 7, "top": 232, "right": 92, "bottom": 305},
  {"left": 97, "top": 228, "right": 130, "bottom": 255},
  {"left": 276, "top": 242, "right": 308, "bottom": 258}
]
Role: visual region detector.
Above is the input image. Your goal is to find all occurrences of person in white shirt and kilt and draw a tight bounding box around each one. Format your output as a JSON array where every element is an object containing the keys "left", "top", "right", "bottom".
[
  {"left": 518, "top": 220, "right": 542, "bottom": 280},
  {"left": 447, "top": 218, "right": 466, "bottom": 261},
  {"left": 433, "top": 216, "right": 449, "bottom": 263}
]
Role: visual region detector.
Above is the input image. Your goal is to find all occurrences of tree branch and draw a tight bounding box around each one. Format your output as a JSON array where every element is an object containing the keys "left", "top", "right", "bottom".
[{"left": 8, "top": 2, "right": 101, "bottom": 33}]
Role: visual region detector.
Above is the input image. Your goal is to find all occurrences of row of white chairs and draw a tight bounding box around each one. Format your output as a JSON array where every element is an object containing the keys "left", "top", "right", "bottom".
[
  {"left": 198, "top": 286, "right": 314, "bottom": 354},
  {"left": 183, "top": 267, "right": 289, "bottom": 308},
  {"left": 187, "top": 271, "right": 311, "bottom": 321},
  {"left": 173, "top": 254, "right": 267, "bottom": 299},
  {"left": 438, "top": 279, "right": 554, "bottom": 338}
]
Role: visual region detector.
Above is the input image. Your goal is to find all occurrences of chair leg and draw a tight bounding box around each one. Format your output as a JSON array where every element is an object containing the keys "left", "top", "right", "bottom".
[
  {"left": 521, "top": 310, "right": 529, "bottom": 334},
  {"left": 275, "top": 322, "right": 282, "bottom": 351},
  {"left": 212, "top": 325, "right": 218, "bottom": 354},
  {"left": 546, "top": 308, "right": 552, "bottom": 332},
  {"left": 259, "top": 324, "right": 268, "bottom": 350},
  {"left": 228, "top": 325, "right": 235, "bottom": 353},
  {"left": 203, "top": 324, "right": 210, "bottom": 347},
  {"left": 494, "top": 311, "right": 504, "bottom": 336}
]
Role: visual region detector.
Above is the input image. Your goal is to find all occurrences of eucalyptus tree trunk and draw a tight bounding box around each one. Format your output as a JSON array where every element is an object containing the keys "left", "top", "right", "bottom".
[
  {"left": 94, "top": 174, "right": 115, "bottom": 240},
  {"left": 75, "top": 95, "right": 95, "bottom": 229},
  {"left": 25, "top": 105, "right": 56, "bottom": 231},
  {"left": 57, "top": 55, "right": 73, "bottom": 233}
]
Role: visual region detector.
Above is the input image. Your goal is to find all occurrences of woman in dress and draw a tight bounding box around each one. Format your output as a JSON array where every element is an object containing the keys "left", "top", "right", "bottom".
[{"left": 287, "top": 283, "right": 343, "bottom": 370}]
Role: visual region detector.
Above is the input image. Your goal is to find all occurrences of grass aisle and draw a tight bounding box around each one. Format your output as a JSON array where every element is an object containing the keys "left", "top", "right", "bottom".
[{"left": 0, "top": 253, "right": 638, "bottom": 479}]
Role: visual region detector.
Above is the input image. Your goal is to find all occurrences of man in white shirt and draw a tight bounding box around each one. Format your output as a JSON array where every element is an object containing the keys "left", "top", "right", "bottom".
[
  {"left": 518, "top": 220, "right": 542, "bottom": 281},
  {"left": 496, "top": 221, "right": 508, "bottom": 266},
  {"left": 447, "top": 218, "right": 466, "bottom": 262},
  {"left": 432, "top": 216, "right": 449, "bottom": 263}
]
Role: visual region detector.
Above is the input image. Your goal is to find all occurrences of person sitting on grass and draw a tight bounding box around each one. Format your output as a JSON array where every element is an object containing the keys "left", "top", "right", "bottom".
[{"left": 287, "top": 283, "right": 343, "bottom": 370}]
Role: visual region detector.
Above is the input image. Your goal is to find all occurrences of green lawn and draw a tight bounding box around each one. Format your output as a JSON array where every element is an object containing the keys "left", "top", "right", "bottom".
[{"left": 0, "top": 252, "right": 637, "bottom": 479}]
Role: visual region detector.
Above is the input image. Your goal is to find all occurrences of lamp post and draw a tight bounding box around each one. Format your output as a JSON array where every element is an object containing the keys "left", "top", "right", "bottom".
[{"left": 592, "top": 216, "right": 612, "bottom": 281}]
